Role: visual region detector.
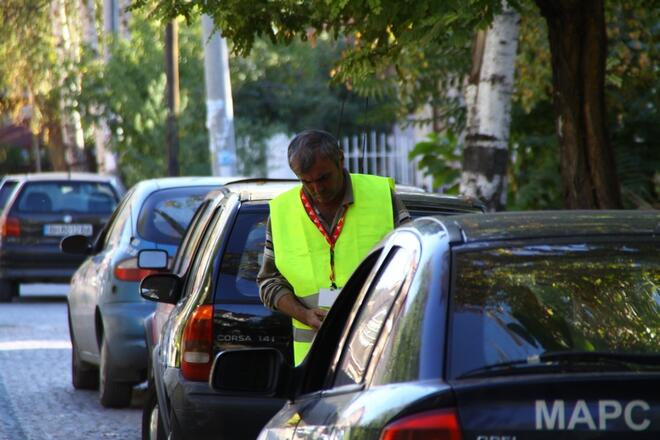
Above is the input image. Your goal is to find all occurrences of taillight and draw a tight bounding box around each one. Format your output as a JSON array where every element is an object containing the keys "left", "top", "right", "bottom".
[
  {"left": 180, "top": 304, "right": 213, "bottom": 381},
  {"left": 380, "top": 409, "right": 463, "bottom": 440},
  {"left": 114, "top": 257, "right": 160, "bottom": 281},
  {"left": 0, "top": 216, "right": 20, "bottom": 237}
]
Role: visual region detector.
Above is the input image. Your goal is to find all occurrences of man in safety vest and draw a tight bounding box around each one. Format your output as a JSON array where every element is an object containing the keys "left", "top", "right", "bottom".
[{"left": 258, "top": 129, "right": 410, "bottom": 365}]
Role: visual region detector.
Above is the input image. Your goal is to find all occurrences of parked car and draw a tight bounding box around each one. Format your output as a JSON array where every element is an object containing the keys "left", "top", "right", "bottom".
[
  {"left": 0, "top": 172, "right": 124, "bottom": 302},
  {"left": 140, "top": 180, "right": 485, "bottom": 440},
  {"left": 62, "top": 176, "right": 232, "bottom": 408},
  {"left": 141, "top": 187, "right": 224, "bottom": 439},
  {"left": 208, "top": 210, "right": 660, "bottom": 440}
]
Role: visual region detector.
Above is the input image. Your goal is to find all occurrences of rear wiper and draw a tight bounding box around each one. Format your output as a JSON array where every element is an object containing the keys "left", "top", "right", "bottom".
[
  {"left": 538, "top": 351, "right": 660, "bottom": 367},
  {"left": 457, "top": 351, "right": 660, "bottom": 379}
]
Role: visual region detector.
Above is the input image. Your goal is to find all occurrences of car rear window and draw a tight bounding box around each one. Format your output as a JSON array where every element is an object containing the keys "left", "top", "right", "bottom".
[
  {"left": 215, "top": 206, "right": 269, "bottom": 303},
  {"left": 448, "top": 241, "right": 660, "bottom": 379},
  {"left": 137, "top": 186, "right": 213, "bottom": 245},
  {"left": 12, "top": 181, "right": 117, "bottom": 214}
]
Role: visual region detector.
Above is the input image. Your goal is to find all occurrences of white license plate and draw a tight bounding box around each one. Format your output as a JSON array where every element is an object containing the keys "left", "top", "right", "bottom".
[{"left": 43, "top": 223, "right": 93, "bottom": 237}]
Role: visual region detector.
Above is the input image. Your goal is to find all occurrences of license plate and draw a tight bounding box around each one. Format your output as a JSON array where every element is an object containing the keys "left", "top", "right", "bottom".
[{"left": 43, "top": 223, "right": 93, "bottom": 237}]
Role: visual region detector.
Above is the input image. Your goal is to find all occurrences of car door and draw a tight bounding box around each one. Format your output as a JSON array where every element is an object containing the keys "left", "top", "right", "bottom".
[
  {"left": 70, "top": 190, "right": 133, "bottom": 358},
  {"left": 262, "top": 231, "right": 423, "bottom": 439}
]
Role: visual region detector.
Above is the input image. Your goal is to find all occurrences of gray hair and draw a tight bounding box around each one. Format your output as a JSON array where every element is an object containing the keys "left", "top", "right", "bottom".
[{"left": 288, "top": 129, "right": 343, "bottom": 174}]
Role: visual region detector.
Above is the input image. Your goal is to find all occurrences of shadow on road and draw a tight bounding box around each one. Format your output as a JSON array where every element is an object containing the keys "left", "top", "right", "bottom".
[{"left": 13, "top": 295, "right": 68, "bottom": 303}]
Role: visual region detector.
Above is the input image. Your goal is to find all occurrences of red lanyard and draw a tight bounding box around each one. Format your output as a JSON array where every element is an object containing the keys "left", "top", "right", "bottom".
[{"left": 300, "top": 189, "right": 347, "bottom": 289}]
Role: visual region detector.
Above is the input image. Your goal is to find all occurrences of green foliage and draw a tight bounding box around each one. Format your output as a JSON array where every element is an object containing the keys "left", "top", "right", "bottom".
[
  {"left": 606, "top": 2, "right": 660, "bottom": 208},
  {"left": 507, "top": 99, "right": 562, "bottom": 210},
  {"left": 408, "top": 132, "right": 461, "bottom": 194},
  {"left": 79, "top": 15, "right": 209, "bottom": 186},
  {"left": 0, "top": 0, "right": 65, "bottom": 145}
]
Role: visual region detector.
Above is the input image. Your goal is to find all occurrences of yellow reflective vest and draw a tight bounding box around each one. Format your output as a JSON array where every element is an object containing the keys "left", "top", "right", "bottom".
[{"left": 270, "top": 173, "right": 394, "bottom": 365}]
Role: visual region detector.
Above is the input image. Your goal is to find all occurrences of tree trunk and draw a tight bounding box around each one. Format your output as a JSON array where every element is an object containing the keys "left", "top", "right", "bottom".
[
  {"left": 51, "top": 0, "right": 87, "bottom": 171},
  {"left": 460, "top": 2, "right": 520, "bottom": 211},
  {"left": 535, "top": 0, "right": 622, "bottom": 209}
]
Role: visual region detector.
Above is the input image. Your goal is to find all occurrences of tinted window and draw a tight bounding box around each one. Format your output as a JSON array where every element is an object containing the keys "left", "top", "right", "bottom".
[
  {"left": 173, "top": 199, "right": 224, "bottom": 275},
  {"left": 0, "top": 180, "right": 18, "bottom": 209},
  {"left": 448, "top": 241, "right": 660, "bottom": 379},
  {"left": 216, "top": 207, "right": 269, "bottom": 303},
  {"left": 334, "top": 247, "right": 414, "bottom": 386},
  {"left": 13, "top": 181, "right": 117, "bottom": 214},
  {"left": 137, "top": 186, "right": 213, "bottom": 245}
]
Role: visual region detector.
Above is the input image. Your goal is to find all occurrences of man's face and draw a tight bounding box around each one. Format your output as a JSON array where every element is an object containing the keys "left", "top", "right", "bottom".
[{"left": 296, "top": 153, "right": 345, "bottom": 205}]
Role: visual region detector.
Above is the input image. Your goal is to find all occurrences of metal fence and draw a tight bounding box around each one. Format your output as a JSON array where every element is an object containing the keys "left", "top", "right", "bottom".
[{"left": 340, "top": 126, "right": 432, "bottom": 190}]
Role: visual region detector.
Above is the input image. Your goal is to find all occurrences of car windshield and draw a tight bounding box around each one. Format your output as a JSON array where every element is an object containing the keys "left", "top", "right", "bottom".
[
  {"left": 13, "top": 181, "right": 117, "bottom": 214},
  {"left": 448, "top": 241, "right": 660, "bottom": 379}
]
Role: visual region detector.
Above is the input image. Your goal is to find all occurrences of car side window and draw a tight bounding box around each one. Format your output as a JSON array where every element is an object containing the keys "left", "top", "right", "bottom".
[
  {"left": 100, "top": 189, "right": 134, "bottom": 249},
  {"left": 333, "top": 246, "right": 415, "bottom": 387},
  {"left": 216, "top": 208, "right": 269, "bottom": 302},
  {"left": 182, "top": 200, "right": 234, "bottom": 302}
]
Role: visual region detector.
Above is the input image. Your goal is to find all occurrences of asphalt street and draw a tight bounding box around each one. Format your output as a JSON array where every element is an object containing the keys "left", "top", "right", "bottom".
[{"left": 0, "top": 295, "right": 142, "bottom": 440}]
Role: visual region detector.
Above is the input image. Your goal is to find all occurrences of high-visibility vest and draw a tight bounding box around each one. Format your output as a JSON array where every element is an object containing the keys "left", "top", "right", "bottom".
[{"left": 270, "top": 173, "right": 394, "bottom": 365}]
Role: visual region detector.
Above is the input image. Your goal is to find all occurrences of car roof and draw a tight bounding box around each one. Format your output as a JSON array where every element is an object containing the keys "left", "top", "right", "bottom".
[
  {"left": 131, "top": 176, "right": 237, "bottom": 192},
  {"left": 397, "top": 191, "right": 485, "bottom": 213},
  {"left": 221, "top": 179, "right": 300, "bottom": 202},
  {"left": 432, "top": 210, "right": 660, "bottom": 244},
  {"left": 16, "top": 172, "right": 118, "bottom": 183}
]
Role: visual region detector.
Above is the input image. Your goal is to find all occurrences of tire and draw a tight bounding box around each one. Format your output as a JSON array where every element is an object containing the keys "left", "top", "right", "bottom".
[
  {"left": 0, "top": 280, "right": 18, "bottom": 302},
  {"left": 69, "top": 316, "right": 99, "bottom": 390},
  {"left": 141, "top": 382, "right": 166, "bottom": 440},
  {"left": 99, "top": 335, "right": 133, "bottom": 408}
]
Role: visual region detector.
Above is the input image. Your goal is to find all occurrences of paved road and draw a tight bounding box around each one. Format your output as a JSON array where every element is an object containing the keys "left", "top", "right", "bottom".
[{"left": 0, "top": 296, "right": 143, "bottom": 440}]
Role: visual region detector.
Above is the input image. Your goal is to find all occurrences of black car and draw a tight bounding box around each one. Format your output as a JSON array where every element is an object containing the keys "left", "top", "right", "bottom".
[
  {"left": 0, "top": 172, "right": 124, "bottom": 301},
  {"left": 140, "top": 180, "right": 485, "bottom": 440},
  {"left": 210, "top": 210, "right": 660, "bottom": 440}
]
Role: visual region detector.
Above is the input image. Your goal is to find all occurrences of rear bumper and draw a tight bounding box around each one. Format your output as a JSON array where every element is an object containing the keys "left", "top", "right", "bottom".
[
  {"left": 0, "top": 244, "right": 83, "bottom": 283},
  {"left": 163, "top": 367, "right": 284, "bottom": 439}
]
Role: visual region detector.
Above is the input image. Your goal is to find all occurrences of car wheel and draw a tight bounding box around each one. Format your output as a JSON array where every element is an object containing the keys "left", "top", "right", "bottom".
[
  {"left": 99, "top": 335, "right": 133, "bottom": 408},
  {"left": 141, "top": 382, "right": 166, "bottom": 440},
  {"left": 69, "top": 316, "right": 99, "bottom": 390},
  {"left": 0, "top": 280, "right": 18, "bottom": 302}
]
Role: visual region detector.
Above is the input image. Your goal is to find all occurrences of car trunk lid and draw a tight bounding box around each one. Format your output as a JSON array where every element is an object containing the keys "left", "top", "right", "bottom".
[{"left": 452, "top": 374, "right": 660, "bottom": 439}]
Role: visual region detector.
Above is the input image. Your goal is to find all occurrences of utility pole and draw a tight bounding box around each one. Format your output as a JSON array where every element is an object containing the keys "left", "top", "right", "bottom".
[
  {"left": 202, "top": 15, "right": 237, "bottom": 176},
  {"left": 165, "top": 20, "right": 180, "bottom": 176}
]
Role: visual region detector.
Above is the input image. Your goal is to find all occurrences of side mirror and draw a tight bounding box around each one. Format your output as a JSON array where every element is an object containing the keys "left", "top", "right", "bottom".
[
  {"left": 60, "top": 235, "right": 93, "bottom": 255},
  {"left": 140, "top": 273, "right": 181, "bottom": 304},
  {"left": 210, "top": 348, "right": 286, "bottom": 396},
  {"left": 138, "top": 249, "right": 169, "bottom": 270}
]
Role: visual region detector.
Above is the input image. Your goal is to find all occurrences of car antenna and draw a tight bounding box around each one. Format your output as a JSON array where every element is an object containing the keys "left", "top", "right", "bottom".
[{"left": 360, "top": 97, "right": 369, "bottom": 174}]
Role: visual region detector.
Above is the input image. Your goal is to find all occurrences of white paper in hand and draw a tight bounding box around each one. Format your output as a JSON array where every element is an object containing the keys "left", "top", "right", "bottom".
[{"left": 318, "top": 288, "right": 340, "bottom": 308}]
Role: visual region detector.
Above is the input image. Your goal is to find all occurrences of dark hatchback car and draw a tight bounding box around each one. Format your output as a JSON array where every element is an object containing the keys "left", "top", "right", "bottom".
[
  {"left": 0, "top": 172, "right": 124, "bottom": 301},
  {"left": 140, "top": 181, "right": 485, "bottom": 440},
  {"left": 210, "top": 210, "right": 660, "bottom": 440}
]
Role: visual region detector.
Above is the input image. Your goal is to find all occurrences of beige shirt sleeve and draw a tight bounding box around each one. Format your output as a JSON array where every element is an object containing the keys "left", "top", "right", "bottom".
[{"left": 257, "top": 217, "right": 294, "bottom": 311}]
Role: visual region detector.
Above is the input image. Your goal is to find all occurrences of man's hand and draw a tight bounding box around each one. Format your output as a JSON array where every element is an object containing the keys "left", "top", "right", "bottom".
[
  {"left": 304, "top": 308, "right": 328, "bottom": 330},
  {"left": 276, "top": 292, "right": 328, "bottom": 330}
]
